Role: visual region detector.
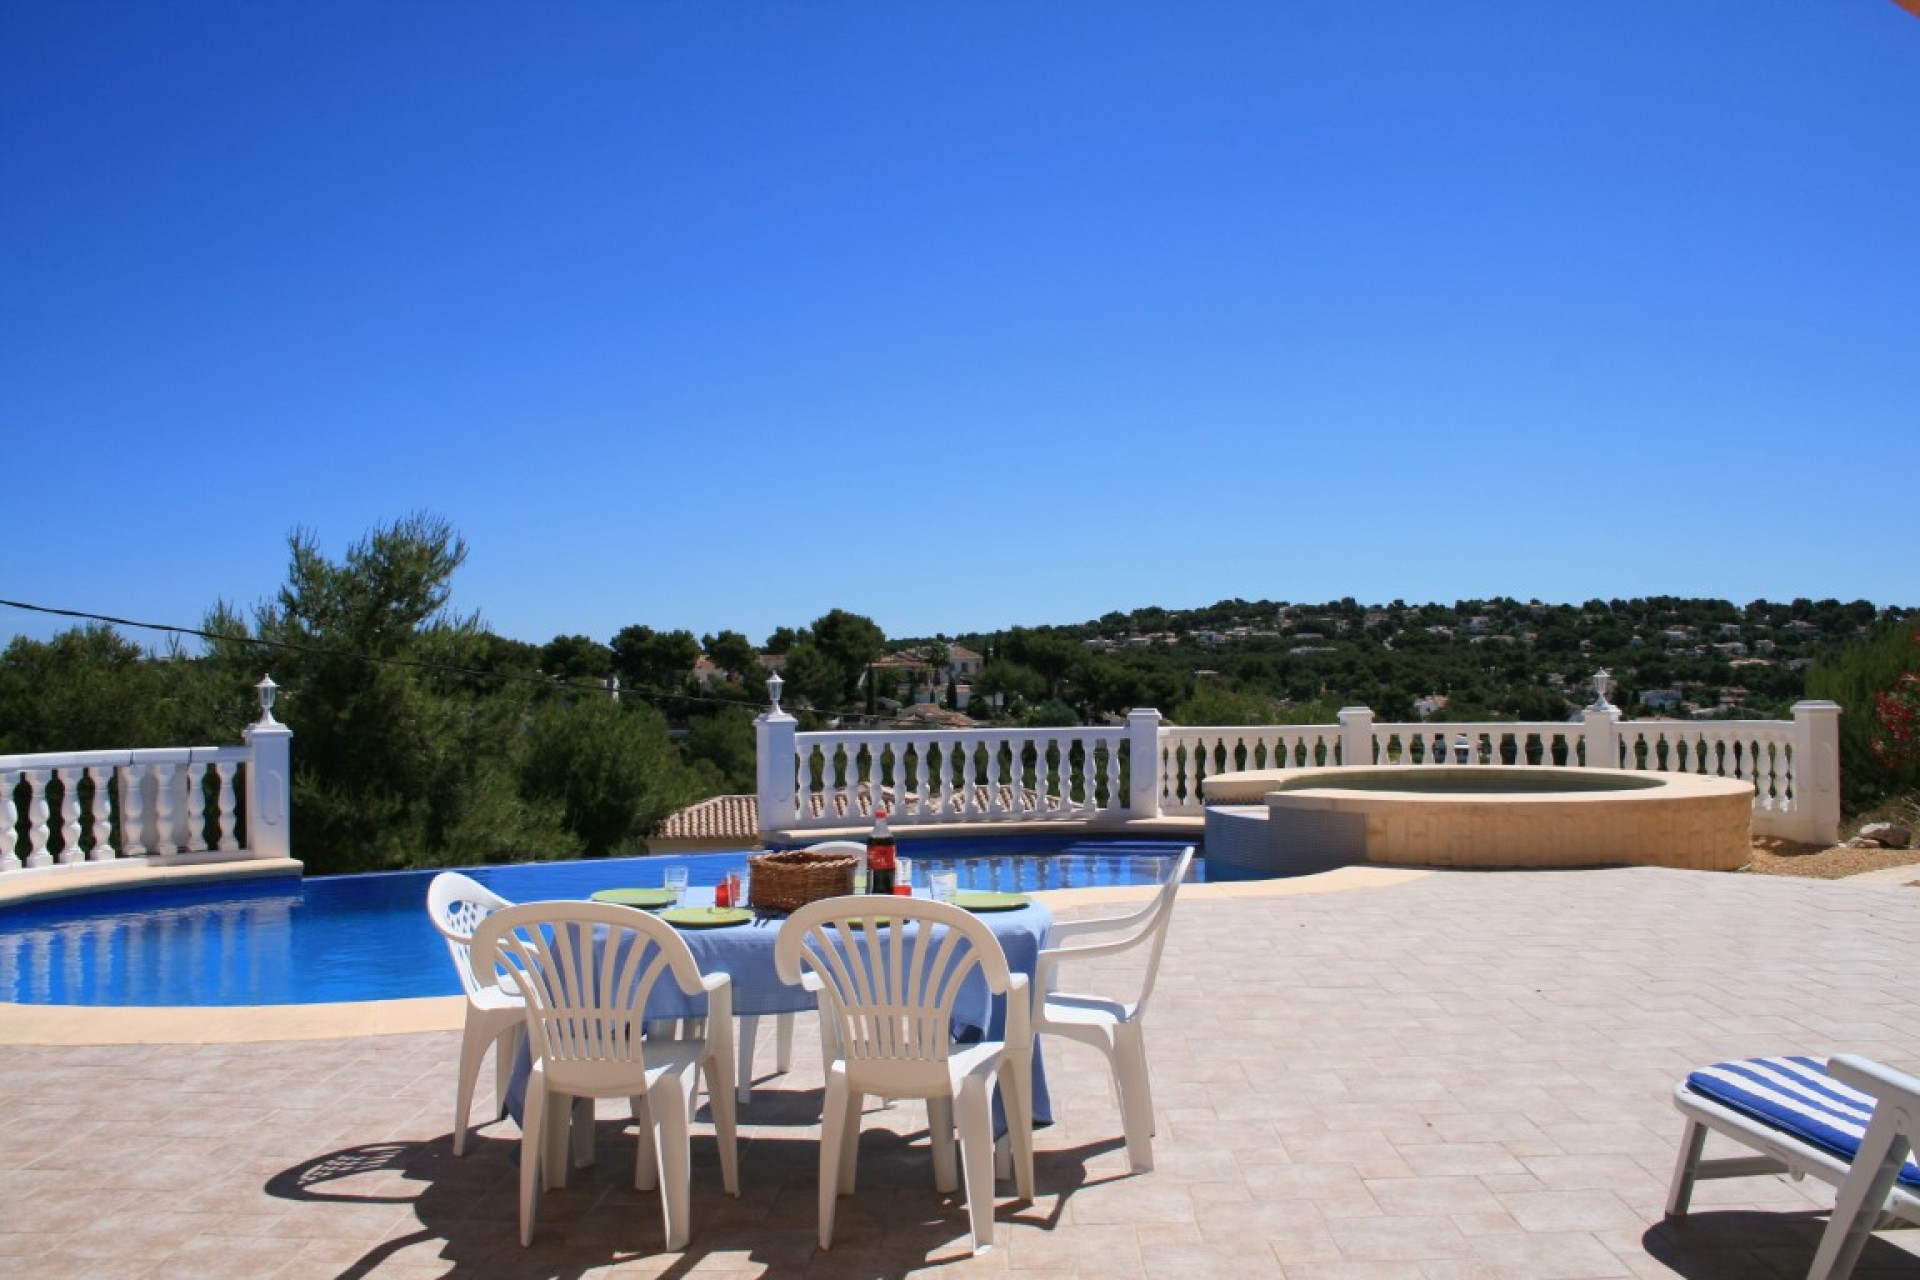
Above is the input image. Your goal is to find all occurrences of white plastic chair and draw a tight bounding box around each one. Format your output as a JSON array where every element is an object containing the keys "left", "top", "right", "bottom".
[
  {"left": 426, "top": 871, "right": 525, "bottom": 1157},
  {"left": 473, "top": 900, "right": 741, "bottom": 1249},
  {"left": 1667, "top": 1053, "right": 1920, "bottom": 1279},
  {"left": 1033, "top": 844, "right": 1193, "bottom": 1173},
  {"left": 775, "top": 894, "right": 1035, "bottom": 1255}
]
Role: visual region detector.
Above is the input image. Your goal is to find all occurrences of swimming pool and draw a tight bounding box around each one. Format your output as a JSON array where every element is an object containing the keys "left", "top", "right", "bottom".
[{"left": 0, "top": 837, "right": 1200, "bottom": 1007}]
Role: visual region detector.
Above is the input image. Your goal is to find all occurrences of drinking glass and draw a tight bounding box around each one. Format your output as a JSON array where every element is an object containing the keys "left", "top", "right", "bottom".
[
  {"left": 850, "top": 869, "right": 870, "bottom": 895},
  {"left": 734, "top": 869, "right": 751, "bottom": 910},
  {"left": 663, "top": 864, "right": 690, "bottom": 905},
  {"left": 929, "top": 869, "right": 958, "bottom": 903},
  {"left": 893, "top": 857, "right": 914, "bottom": 896}
]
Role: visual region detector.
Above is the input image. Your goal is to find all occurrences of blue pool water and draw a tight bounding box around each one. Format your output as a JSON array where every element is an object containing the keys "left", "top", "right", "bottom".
[{"left": 0, "top": 838, "right": 1200, "bottom": 1007}]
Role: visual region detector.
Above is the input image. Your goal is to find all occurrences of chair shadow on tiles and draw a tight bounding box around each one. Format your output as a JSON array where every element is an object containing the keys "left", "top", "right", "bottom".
[
  {"left": 263, "top": 1130, "right": 743, "bottom": 1278},
  {"left": 1641, "top": 1210, "right": 1920, "bottom": 1280},
  {"left": 263, "top": 1121, "right": 1087, "bottom": 1276}
]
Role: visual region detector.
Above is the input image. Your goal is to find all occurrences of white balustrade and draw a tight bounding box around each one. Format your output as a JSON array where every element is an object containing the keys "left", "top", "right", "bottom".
[
  {"left": 1155, "top": 724, "right": 1341, "bottom": 812},
  {"left": 758, "top": 700, "right": 1844, "bottom": 844},
  {"left": 782, "top": 723, "right": 1131, "bottom": 831},
  {"left": 0, "top": 748, "right": 250, "bottom": 877},
  {"left": 0, "top": 675, "right": 295, "bottom": 881}
]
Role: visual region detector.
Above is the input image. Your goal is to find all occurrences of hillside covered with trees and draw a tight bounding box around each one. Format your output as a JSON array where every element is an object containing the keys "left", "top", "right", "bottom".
[{"left": 3, "top": 516, "right": 1914, "bottom": 873}]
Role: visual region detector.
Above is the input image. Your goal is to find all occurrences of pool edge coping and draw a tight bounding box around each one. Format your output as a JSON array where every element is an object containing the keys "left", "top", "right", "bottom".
[{"left": 0, "top": 866, "right": 1429, "bottom": 1046}]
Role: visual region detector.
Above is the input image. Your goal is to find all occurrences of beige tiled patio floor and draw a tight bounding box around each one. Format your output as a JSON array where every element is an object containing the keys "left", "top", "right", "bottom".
[{"left": 3, "top": 867, "right": 1918, "bottom": 1278}]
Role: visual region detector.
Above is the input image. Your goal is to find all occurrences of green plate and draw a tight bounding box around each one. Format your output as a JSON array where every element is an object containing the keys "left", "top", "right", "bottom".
[
  {"left": 590, "top": 887, "right": 678, "bottom": 908},
  {"left": 953, "top": 891, "right": 1030, "bottom": 913},
  {"left": 659, "top": 906, "right": 753, "bottom": 929}
]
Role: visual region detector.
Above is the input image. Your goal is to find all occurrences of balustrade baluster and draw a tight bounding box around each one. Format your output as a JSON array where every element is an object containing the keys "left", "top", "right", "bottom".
[
  {"left": 983, "top": 739, "right": 998, "bottom": 817},
  {"left": 1037, "top": 739, "right": 1057, "bottom": 816},
  {"left": 1103, "top": 737, "right": 1121, "bottom": 811},
  {"left": 924, "top": 741, "right": 942, "bottom": 818},
  {"left": 825, "top": 743, "right": 845, "bottom": 824},
  {"left": 942, "top": 739, "right": 959, "bottom": 818},
  {"left": 25, "top": 769, "right": 53, "bottom": 867},
  {"left": 1069, "top": 735, "right": 1088, "bottom": 813},
  {"left": 185, "top": 762, "right": 210, "bottom": 852},
  {"left": 153, "top": 764, "right": 178, "bottom": 855},
  {"left": 957, "top": 741, "right": 978, "bottom": 819},
  {"left": 1060, "top": 736, "right": 1076, "bottom": 814},
  {"left": 906, "top": 740, "right": 922, "bottom": 819},
  {"left": 88, "top": 765, "right": 117, "bottom": 861},
  {"left": 56, "top": 766, "right": 84, "bottom": 864},
  {"left": 921, "top": 738, "right": 939, "bottom": 819},
  {"left": 936, "top": 740, "right": 954, "bottom": 817},
  {"left": 121, "top": 763, "right": 147, "bottom": 855},
  {"left": 215, "top": 761, "right": 238, "bottom": 852},
  {"left": 1, "top": 771, "right": 19, "bottom": 872}
]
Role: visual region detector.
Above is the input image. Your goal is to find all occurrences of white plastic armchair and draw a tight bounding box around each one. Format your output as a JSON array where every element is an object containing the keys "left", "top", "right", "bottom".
[
  {"left": 426, "top": 871, "right": 524, "bottom": 1156},
  {"left": 1033, "top": 844, "right": 1193, "bottom": 1173},
  {"left": 774, "top": 894, "right": 1035, "bottom": 1255},
  {"left": 472, "top": 900, "right": 740, "bottom": 1250}
]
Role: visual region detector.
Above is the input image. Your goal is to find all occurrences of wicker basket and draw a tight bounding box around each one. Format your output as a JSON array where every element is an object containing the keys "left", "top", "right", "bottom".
[{"left": 747, "top": 848, "right": 857, "bottom": 914}]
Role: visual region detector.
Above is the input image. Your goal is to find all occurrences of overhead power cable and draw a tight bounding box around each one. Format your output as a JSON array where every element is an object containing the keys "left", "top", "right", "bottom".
[{"left": 0, "top": 595, "right": 902, "bottom": 723}]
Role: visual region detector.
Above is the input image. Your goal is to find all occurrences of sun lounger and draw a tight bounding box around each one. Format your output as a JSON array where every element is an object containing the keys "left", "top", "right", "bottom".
[{"left": 1667, "top": 1053, "right": 1920, "bottom": 1279}]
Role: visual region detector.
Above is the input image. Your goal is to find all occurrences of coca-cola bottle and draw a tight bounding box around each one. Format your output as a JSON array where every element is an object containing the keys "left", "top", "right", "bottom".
[{"left": 866, "top": 809, "right": 897, "bottom": 895}]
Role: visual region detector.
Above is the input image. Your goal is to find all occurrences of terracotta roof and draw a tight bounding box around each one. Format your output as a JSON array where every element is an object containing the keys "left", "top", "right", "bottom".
[
  {"left": 892, "top": 704, "right": 976, "bottom": 728},
  {"left": 801, "top": 784, "right": 1061, "bottom": 821},
  {"left": 660, "top": 783, "right": 1063, "bottom": 840},
  {"left": 657, "top": 794, "right": 759, "bottom": 841}
]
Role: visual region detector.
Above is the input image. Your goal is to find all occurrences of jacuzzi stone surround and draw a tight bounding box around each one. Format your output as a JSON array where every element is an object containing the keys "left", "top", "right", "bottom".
[{"left": 1203, "top": 765, "right": 1754, "bottom": 874}]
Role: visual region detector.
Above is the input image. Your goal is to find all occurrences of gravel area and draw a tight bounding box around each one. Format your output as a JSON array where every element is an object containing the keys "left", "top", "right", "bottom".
[{"left": 1746, "top": 835, "right": 1920, "bottom": 880}]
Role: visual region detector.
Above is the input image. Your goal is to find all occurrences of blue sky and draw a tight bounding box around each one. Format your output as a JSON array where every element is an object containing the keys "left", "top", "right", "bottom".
[{"left": 4, "top": 2, "right": 1916, "bottom": 654}]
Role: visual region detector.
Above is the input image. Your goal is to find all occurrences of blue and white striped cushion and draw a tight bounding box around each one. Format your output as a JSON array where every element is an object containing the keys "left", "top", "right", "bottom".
[{"left": 1686, "top": 1055, "right": 1920, "bottom": 1190}]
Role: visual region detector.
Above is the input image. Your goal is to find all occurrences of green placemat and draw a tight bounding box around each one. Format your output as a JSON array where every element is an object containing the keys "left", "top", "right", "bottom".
[
  {"left": 953, "top": 891, "right": 1030, "bottom": 912},
  {"left": 590, "top": 887, "right": 678, "bottom": 908},
  {"left": 659, "top": 906, "right": 753, "bottom": 929}
]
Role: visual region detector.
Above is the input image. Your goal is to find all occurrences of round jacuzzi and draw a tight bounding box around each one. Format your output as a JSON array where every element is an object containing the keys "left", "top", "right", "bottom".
[{"left": 1202, "top": 766, "right": 1753, "bottom": 875}]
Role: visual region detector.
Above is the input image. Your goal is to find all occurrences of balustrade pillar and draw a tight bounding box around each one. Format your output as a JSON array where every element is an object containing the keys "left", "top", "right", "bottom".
[
  {"left": 755, "top": 707, "right": 798, "bottom": 840},
  {"left": 1788, "top": 700, "right": 1842, "bottom": 845},
  {"left": 1581, "top": 706, "right": 1621, "bottom": 770},
  {"left": 1337, "top": 707, "right": 1375, "bottom": 767},
  {"left": 1126, "top": 708, "right": 1162, "bottom": 819},
  {"left": 244, "top": 675, "right": 294, "bottom": 861}
]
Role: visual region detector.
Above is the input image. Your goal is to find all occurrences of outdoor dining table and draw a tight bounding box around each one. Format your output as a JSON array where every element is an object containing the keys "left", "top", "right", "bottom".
[{"left": 501, "top": 889, "right": 1055, "bottom": 1156}]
